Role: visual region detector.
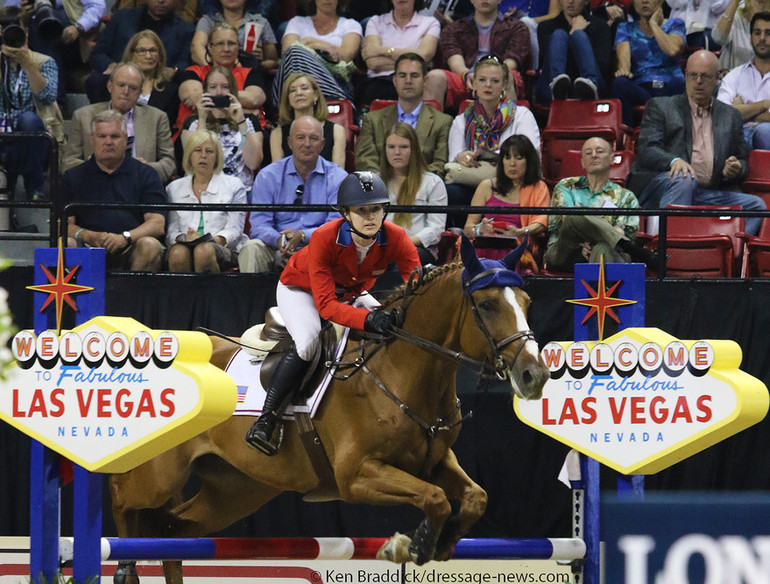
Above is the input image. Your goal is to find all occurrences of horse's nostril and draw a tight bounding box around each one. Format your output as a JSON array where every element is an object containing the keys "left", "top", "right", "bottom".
[{"left": 523, "top": 370, "right": 533, "bottom": 386}]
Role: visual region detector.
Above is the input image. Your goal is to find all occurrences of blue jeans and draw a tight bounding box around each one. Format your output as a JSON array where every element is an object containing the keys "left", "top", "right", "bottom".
[
  {"left": 641, "top": 172, "right": 766, "bottom": 235},
  {"left": 611, "top": 75, "right": 686, "bottom": 126},
  {"left": 1, "top": 112, "right": 50, "bottom": 197},
  {"left": 743, "top": 123, "right": 770, "bottom": 150},
  {"left": 535, "top": 29, "right": 606, "bottom": 104}
]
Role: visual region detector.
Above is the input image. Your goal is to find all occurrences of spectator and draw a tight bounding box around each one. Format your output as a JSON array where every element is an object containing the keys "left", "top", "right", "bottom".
[
  {"left": 630, "top": 50, "right": 766, "bottom": 235},
  {"left": 425, "top": 0, "right": 531, "bottom": 111},
  {"left": 356, "top": 53, "right": 452, "bottom": 177},
  {"left": 190, "top": 0, "right": 278, "bottom": 72},
  {"left": 273, "top": 0, "right": 363, "bottom": 103},
  {"left": 64, "top": 62, "right": 177, "bottom": 183},
  {"left": 238, "top": 116, "right": 348, "bottom": 273},
  {"left": 183, "top": 66, "right": 262, "bottom": 190},
  {"left": 463, "top": 135, "right": 549, "bottom": 268},
  {"left": 534, "top": 0, "right": 612, "bottom": 103},
  {"left": 380, "top": 122, "right": 447, "bottom": 264},
  {"left": 446, "top": 55, "right": 540, "bottom": 227},
  {"left": 713, "top": 0, "right": 770, "bottom": 71},
  {"left": 88, "top": 30, "right": 180, "bottom": 128},
  {"left": 177, "top": 23, "right": 266, "bottom": 137},
  {"left": 544, "top": 137, "right": 657, "bottom": 271},
  {"left": 611, "top": 0, "right": 686, "bottom": 126},
  {"left": 64, "top": 110, "right": 166, "bottom": 271},
  {"left": 0, "top": 7, "right": 62, "bottom": 203},
  {"left": 270, "top": 72, "right": 346, "bottom": 168},
  {"left": 87, "top": 0, "right": 194, "bottom": 100},
  {"left": 718, "top": 11, "right": 770, "bottom": 150},
  {"left": 112, "top": 0, "right": 199, "bottom": 23},
  {"left": 166, "top": 130, "right": 248, "bottom": 272},
  {"left": 200, "top": 0, "right": 276, "bottom": 19},
  {"left": 666, "top": 0, "right": 729, "bottom": 48},
  {"left": 359, "top": 0, "right": 440, "bottom": 107}
]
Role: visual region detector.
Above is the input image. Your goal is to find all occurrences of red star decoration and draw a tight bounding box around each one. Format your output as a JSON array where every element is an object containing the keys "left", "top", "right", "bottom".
[
  {"left": 566, "top": 256, "right": 637, "bottom": 340},
  {"left": 26, "top": 238, "right": 94, "bottom": 335}
]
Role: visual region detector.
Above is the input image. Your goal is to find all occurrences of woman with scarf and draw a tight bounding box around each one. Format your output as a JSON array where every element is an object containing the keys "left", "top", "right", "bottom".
[{"left": 445, "top": 55, "right": 540, "bottom": 228}]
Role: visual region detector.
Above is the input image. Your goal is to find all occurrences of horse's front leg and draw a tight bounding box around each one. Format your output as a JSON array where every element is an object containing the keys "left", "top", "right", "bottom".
[
  {"left": 338, "top": 458, "right": 452, "bottom": 565},
  {"left": 430, "top": 448, "right": 488, "bottom": 561}
]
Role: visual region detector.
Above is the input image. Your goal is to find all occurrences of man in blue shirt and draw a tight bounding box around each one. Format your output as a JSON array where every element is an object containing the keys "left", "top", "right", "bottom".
[
  {"left": 63, "top": 109, "right": 166, "bottom": 271},
  {"left": 239, "top": 115, "right": 347, "bottom": 273},
  {"left": 545, "top": 137, "right": 658, "bottom": 271}
]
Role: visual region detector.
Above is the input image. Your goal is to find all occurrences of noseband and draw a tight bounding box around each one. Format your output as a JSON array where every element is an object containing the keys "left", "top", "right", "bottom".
[{"left": 463, "top": 268, "right": 536, "bottom": 380}]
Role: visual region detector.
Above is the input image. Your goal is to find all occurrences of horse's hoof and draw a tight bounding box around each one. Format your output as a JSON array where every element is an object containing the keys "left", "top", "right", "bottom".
[
  {"left": 377, "top": 532, "right": 412, "bottom": 563},
  {"left": 114, "top": 560, "right": 138, "bottom": 584},
  {"left": 409, "top": 519, "right": 437, "bottom": 566}
]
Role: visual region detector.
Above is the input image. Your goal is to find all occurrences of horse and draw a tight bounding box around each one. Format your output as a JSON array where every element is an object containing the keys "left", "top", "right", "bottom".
[{"left": 109, "top": 237, "right": 550, "bottom": 584}]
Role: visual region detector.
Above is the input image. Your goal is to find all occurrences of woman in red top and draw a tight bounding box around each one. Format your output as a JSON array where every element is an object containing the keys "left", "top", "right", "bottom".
[{"left": 246, "top": 172, "right": 420, "bottom": 455}]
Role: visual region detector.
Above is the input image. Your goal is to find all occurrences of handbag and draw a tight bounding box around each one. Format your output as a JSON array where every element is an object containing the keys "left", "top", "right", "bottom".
[{"left": 444, "top": 160, "right": 497, "bottom": 186}]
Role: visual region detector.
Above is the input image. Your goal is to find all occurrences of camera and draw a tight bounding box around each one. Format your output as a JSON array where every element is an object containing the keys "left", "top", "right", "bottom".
[
  {"left": 32, "top": 0, "right": 63, "bottom": 41},
  {"left": 210, "top": 95, "right": 230, "bottom": 108},
  {"left": 0, "top": 12, "right": 25, "bottom": 48}
]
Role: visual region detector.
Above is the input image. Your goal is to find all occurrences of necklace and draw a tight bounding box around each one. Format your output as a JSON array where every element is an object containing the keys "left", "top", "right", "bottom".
[
  {"left": 312, "top": 14, "right": 338, "bottom": 36},
  {"left": 192, "top": 180, "right": 209, "bottom": 199}
]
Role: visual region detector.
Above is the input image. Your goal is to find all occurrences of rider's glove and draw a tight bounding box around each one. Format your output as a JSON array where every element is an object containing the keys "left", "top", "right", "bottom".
[{"left": 364, "top": 310, "right": 398, "bottom": 335}]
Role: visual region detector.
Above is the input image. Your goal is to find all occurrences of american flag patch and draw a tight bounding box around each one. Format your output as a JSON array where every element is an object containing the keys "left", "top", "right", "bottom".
[{"left": 237, "top": 385, "right": 248, "bottom": 403}]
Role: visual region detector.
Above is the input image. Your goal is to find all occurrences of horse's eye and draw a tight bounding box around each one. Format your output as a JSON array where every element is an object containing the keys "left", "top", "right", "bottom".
[{"left": 478, "top": 299, "right": 495, "bottom": 312}]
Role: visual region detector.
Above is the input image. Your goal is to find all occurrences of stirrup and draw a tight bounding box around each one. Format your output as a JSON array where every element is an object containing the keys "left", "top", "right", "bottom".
[{"left": 245, "top": 418, "right": 284, "bottom": 456}]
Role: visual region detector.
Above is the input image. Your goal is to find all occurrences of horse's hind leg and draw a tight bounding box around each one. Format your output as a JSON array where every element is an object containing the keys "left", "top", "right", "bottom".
[
  {"left": 429, "top": 448, "right": 488, "bottom": 561},
  {"left": 163, "top": 561, "right": 183, "bottom": 584}
]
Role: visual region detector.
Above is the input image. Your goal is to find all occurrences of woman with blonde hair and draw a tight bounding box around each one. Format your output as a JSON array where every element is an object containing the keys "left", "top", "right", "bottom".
[
  {"left": 166, "top": 130, "right": 248, "bottom": 273},
  {"left": 380, "top": 122, "right": 447, "bottom": 264},
  {"left": 269, "top": 72, "right": 346, "bottom": 166},
  {"left": 183, "top": 66, "right": 263, "bottom": 189}
]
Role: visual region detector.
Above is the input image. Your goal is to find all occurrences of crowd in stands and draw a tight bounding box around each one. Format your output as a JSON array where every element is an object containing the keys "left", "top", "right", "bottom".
[{"left": 2, "top": 0, "right": 770, "bottom": 277}]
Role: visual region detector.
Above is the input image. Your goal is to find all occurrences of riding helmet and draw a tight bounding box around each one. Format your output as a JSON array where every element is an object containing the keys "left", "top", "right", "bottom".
[{"left": 336, "top": 171, "right": 390, "bottom": 210}]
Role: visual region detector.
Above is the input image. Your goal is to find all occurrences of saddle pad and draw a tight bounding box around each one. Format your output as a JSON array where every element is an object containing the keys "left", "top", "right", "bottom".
[{"left": 227, "top": 327, "right": 351, "bottom": 419}]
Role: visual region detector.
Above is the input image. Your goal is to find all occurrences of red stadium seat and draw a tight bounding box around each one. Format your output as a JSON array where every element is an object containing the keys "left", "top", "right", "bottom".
[
  {"left": 642, "top": 206, "right": 745, "bottom": 278},
  {"left": 742, "top": 149, "right": 770, "bottom": 209},
  {"left": 368, "top": 99, "right": 443, "bottom": 112},
  {"left": 740, "top": 218, "right": 770, "bottom": 277},
  {"left": 555, "top": 150, "right": 634, "bottom": 186},
  {"left": 541, "top": 99, "right": 632, "bottom": 182},
  {"left": 326, "top": 99, "right": 358, "bottom": 172}
]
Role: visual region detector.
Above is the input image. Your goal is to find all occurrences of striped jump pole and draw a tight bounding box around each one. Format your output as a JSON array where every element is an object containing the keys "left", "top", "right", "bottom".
[{"left": 59, "top": 537, "right": 586, "bottom": 563}]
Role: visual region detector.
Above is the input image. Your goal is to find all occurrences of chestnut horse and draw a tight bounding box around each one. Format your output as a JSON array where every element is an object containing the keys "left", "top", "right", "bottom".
[{"left": 109, "top": 238, "right": 550, "bottom": 584}]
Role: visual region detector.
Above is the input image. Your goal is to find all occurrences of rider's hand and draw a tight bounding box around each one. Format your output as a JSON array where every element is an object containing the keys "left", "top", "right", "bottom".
[{"left": 364, "top": 310, "right": 398, "bottom": 335}]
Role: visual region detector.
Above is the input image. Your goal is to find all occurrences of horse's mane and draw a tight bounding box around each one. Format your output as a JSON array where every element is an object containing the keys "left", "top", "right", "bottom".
[{"left": 380, "top": 259, "right": 464, "bottom": 310}]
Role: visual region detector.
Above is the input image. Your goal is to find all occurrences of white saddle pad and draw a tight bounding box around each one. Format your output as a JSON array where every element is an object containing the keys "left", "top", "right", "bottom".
[{"left": 226, "top": 327, "right": 351, "bottom": 419}]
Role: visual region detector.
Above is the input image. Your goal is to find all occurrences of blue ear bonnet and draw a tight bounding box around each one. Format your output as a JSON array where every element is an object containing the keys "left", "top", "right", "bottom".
[{"left": 460, "top": 233, "right": 528, "bottom": 293}]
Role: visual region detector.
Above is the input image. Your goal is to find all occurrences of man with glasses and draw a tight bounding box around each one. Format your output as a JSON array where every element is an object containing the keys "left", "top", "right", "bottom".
[
  {"left": 630, "top": 50, "right": 766, "bottom": 235},
  {"left": 63, "top": 62, "right": 176, "bottom": 183},
  {"left": 717, "top": 11, "right": 770, "bottom": 151},
  {"left": 424, "top": 0, "right": 530, "bottom": 111},
  {"left": 238, "top": 115, "right": 347, "bottom": 273},
  {"left": 87, "top": 0, "right": 193, "bottom": 98}
]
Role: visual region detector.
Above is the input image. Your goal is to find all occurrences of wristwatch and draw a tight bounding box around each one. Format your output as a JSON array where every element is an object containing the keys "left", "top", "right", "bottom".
[{"left": 122, "top": 231, "right": 132, "bottom": 244}]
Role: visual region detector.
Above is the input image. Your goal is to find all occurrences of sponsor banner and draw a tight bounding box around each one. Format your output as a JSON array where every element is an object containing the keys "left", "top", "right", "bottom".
[
  {"left": 603, "top": 492, "right": 770, "bottom": 584},
  {"left": 515, "top": 327, "right": 768, "bottom": 474},
  {"left": 0, "top": 316, "right": 236, "bottom": 473}
]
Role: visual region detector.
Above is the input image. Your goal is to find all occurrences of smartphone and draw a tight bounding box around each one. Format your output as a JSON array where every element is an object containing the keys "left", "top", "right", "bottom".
[
  {"left": 210, "top": 95, "right": 230, "bottom": 108},
  {"left": 492, "top": 221, "right": 508, "bottom": 231}
]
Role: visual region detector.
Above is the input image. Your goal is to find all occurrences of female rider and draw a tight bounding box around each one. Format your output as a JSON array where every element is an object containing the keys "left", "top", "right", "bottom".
[{"left": 246, "top": 171, "right": 421, "bottom": 455}]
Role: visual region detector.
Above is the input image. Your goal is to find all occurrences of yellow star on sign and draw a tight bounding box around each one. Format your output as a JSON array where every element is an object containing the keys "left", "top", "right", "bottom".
[
  {"left": 566, "top": 256, "right": 637, "bottom": 340},
  {"left": 27, "top": 238, "right": 94, "bottom": 335}
]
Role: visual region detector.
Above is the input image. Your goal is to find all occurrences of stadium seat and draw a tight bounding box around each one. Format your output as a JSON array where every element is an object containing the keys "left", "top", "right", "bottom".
[
  {"left": 740, "top": 218, "right": 770, "bottom": 277},
  {"left": 368, "top": 99, "right": 442, "bottom": 112},
  {"left": 541, "top": 99, "right": 632, "bottom": 182},
  {"left": 326, "top": 99, "right": 358, "bottom": 172},
  {"left": 555, "top": 150, "right": 634, "bottom": 186},
  {"left": 742, "top": 149, "right": 770, "bottom": 208},
  {"left": 638, "top": 205, "right": 745, "bottom": 278}
]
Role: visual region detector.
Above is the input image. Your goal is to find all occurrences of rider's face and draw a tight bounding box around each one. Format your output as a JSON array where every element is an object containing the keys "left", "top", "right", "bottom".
[{"left": 344, "top": 204, "right": 386, "bottom": 239}]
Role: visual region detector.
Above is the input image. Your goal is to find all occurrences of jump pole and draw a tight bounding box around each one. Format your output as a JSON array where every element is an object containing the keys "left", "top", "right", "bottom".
[{"left": 57, "top": 537, "right": 587, "bottom": 562}]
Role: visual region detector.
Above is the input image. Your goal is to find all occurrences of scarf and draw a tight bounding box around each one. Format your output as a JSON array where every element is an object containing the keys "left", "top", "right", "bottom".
[{"left": 463, "top": 98, "right": 516, "bottom": 153}]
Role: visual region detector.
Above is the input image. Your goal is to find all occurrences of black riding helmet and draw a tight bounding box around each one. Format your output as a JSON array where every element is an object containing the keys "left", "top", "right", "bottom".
[{"left": 336, "top": 171, "right": 390, "bottom": 240}]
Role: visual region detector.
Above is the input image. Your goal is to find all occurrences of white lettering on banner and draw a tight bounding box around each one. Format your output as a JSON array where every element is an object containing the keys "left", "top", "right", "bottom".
[{"left": 619, "top": 535, "right": 770, "bottom": 584}]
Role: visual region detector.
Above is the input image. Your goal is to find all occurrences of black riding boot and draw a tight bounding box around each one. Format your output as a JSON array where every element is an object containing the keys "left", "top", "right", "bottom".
[{"left": 245, "top": 345, "right": 310, "bottom": 455}]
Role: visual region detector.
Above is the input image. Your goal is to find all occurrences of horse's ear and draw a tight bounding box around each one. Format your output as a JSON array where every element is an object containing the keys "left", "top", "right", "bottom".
[
  {"left": 459, "top": 234, "right": 482, "bottom": 275},
  {"left": 502, "top": 232, "right": 529, "bottom": 271}
]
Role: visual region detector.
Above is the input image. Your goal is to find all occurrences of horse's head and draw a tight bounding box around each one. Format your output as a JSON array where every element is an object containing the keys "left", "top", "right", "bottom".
[{"left": 459, "top": 235, "right": 549, "bottom": 400}]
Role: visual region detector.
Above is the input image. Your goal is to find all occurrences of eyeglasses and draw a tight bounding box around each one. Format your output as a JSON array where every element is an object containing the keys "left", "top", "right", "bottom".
[
  {"left": 134, "top": 47, "right": 159, "bottom": 55},
  {"left": 686, "top": 72, "right": 716, "bottom": 81},
  {"left": 210, "top": 40, "right": 238, "bottom": 49},
  {"left": 294, "top": 184, "right": 305, "bottom": 205}
]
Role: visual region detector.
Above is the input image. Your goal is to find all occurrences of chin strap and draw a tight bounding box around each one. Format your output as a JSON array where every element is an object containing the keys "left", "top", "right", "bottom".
[{"left": 347, "top": 222, "right": 380, "bottom": 240}]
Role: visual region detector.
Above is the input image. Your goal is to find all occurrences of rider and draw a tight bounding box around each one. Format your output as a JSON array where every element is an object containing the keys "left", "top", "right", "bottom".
[{"left": 246, "top": 171, "right": 421, "bottom": 455}]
